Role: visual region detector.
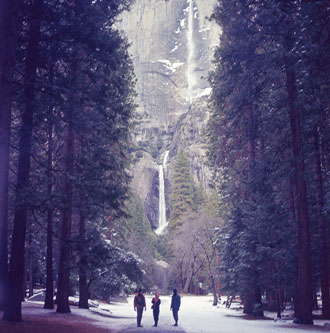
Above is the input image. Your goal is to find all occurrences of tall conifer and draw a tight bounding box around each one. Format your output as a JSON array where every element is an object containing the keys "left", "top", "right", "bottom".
[
  {"left": 169, "top": 149, "right": 194, "bottom": 228},
  {"left": 208, "top": 0, "right": 330, "bottom": 323}
]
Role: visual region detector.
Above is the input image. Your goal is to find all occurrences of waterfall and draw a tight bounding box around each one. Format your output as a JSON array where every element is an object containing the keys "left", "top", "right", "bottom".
[
  {"left": 155, "top": 151, "right": 169, "bottom": 235},
  {"left": 186, "top": 0, "right": 197, "bottom": 104}
]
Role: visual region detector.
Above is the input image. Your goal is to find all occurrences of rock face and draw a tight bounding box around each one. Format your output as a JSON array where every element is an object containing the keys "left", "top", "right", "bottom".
[{"left": 119, "top": 0, "right": 220, "bottom": 230}]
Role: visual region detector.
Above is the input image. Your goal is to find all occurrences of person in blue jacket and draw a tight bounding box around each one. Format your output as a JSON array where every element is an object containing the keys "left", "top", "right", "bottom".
[{"left": 170, "top": 288, "right": 181, "bottom": 326}]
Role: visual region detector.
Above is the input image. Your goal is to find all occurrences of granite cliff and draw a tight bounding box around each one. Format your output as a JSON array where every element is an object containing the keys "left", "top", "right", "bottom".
[{"left": 119, "top": 0, "right": 220, "bottom": 230}]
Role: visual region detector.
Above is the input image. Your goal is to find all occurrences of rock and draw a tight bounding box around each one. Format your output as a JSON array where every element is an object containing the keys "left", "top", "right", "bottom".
[
  {"left": 119, "top": 0, "right": 219, "bottom": 228},
  {"left": 145, "top": 170, "right": 160, "bottom": 229},
  {"left": 153, "top": 260, "right": 171, "bottom": 291}
]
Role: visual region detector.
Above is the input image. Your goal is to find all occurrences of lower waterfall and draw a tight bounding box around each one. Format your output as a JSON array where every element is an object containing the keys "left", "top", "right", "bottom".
[{"left": 155, "top": 151, "right": 169, "bottom": 235}]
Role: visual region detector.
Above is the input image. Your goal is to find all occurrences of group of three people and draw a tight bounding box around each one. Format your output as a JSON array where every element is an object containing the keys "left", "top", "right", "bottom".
[{"left": 133, "top": 288, "right": 181, "bottom": 328}]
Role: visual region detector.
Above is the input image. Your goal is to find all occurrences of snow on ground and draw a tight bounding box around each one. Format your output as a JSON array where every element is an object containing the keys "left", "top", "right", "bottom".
[
  {"left": 0, "top": 301, "right": 112, "bottom": 333},
  {"left": 74, "top": 295, "right": 330, "bottom": 333},
  {"left": 1, "top": 295, "right": 329, "bottom": 333}
]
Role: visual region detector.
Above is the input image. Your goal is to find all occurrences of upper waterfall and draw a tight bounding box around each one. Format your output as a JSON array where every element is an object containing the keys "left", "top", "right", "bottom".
[{"left": 186, "top": 0, "right": 198, "bottom": 104}]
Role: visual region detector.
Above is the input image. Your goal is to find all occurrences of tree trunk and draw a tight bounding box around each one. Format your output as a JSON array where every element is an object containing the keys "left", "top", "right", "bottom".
[
  {"left": 0, "top": 0, "right": 19, "bottom": 311},
  {"left": 243, "top": 99, "right": 263, "bottom": 318},
  {"left": 200, "top": 240, "right": 217, "bottom": 306},
  {"left": 243, "top": 296, "right": 253, "bottom": 315},
  {"left": 44, "top": 118, "right": 54, "bottom": 309},
  {"left": 244, "top": 284, "right": 263, "bottom": 316},
  {"left": 183, "top": 274, "right": 191, "bottom": 294},
  {"left": 78, "top": 212, "right": 89, "bottom": 309},
  {"left": 284, "top": 30, "right": 313, "bottom": 325},
  {"left": 211, "top": 276, "right": 218, "bottom": 306},
  {"left": 271, "top": 257, "right": 282, "bottom": 318},
  {"left": 28, "top": 238, "right": 33, "bottom": 299},
  {"left": 313, "top": 128, "right": 330, "bottom": 318},
  {"left": 275, "top": 286, "right": 282, "bottom": 319},
  {"left": 179, "top": 265, "right": 184, "bottom": 292},
  {"left": 23, "top": 251, "right": 28, "bottom": 300},
  {"left": 3, "top": 0, "right": 42, "bottom": 321},
  {"left": 56, "top": 110, "right": 75, "bottom": 314}
]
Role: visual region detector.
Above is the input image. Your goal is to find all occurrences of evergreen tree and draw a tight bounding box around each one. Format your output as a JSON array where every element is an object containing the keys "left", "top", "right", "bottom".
[
  {"left": 208, "top": 0, "right": 330, "bottom": 323},
  {"left": 169, "top": 149, "right": 194, "bottom": 229},
  {"left": 1, "top": 0, "right": 135, "bottom": 321},
  {"left": 0, "top": 0, "right": 20, "bottom": 310},
  {"left": 3, "top": 0, "right": 43, "bottom": 320},
  {"left": 118, "top": 193, "right": 158, "bottom": 289}
]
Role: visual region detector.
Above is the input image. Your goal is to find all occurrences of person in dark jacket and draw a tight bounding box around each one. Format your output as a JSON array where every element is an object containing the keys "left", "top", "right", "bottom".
[
  {"left": 170, "top": 288, "right": 181, "bottom": 326},
  {"left": 151, "top": 292, "right": 161, "bottom": 327},
  {"left": 134, "top": 288, "right": 146, "bottom": 327}
]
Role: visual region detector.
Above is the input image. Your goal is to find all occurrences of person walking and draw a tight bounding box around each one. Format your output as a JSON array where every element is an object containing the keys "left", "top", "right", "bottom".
[
  {"left": 170, "top": 288, "right": 181, "bottom": 326},
  {"left": 151, "top": 292, "right": 161, "bottom": 327},
  {"left": 134, "top": 288, "right": 146, "bottom": 327}
]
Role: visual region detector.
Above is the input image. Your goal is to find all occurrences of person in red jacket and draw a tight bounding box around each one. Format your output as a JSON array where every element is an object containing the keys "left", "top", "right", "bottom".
[{"left": 151, "top": 292, "right": 161, "bottom": 327}]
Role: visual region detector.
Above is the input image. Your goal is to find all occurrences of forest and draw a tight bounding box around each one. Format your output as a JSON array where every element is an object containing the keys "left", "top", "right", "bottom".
[
  {"left": 0, "top": 0, "right": 329, "bottom": 328},
  {"left": 208, "top": 0, "right": 330, "bottom": 325}
]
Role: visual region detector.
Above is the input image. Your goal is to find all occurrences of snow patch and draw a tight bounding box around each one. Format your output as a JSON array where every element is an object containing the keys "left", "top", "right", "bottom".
[
  {"left": 157, "top": 60, "right": 184, "bottom": 73},
  {"left": 173, "top": 62, "right": 184, "bottom": 69},
  {"left": 170, "top": 45, "right": 179, "bottom": 53},
  {"left": 199, "top": 27, "right": 210, "bottom": 33},
  {"left": 180, "top": 18, "right": 186, "bottom": 28},
  {"left": 157, "top": 59, "right": 172, "bottom": 67}
]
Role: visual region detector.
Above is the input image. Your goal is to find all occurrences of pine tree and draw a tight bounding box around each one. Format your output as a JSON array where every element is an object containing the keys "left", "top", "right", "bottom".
[
  {"left": 293, "top": 1, "right": 330, "bottom": 319},
  {"left": 2, "top": 0, "right": 135, "bottom": 321},
  {"left": 207, "top": 0, "right": 330, "bottom": 322},
  {"left": 3, "top": 0, "right": 42, "bottom": 321},
  {"left": 0, "top": 0, "right": 20, "bottom": 310},
  {"left": 169, "top": 149, "right": 194, "bottom": 228}
]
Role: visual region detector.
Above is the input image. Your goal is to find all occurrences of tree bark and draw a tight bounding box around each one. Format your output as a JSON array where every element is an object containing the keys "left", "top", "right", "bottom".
[
  {"left": 243, "top": 100, "right": 263, "bottom": 317},
  {"left": 313, "top": 128, "right": 330, "bottom": 318},
  {"left": 3, "top": 0, "right": 42, "bottom": 321},
  {"left": 44, "top": 117, "right": 54, "bottom": 309},
  {"left": 244, "top": 284, "right": 262, "bottom": 316},
  {"left": 56, "top": 109, "right": 75, "bottom": 314},
  {"left": 28, "top": 234, "right": 33, "bottom": 298},
  {"left": 78, "top": 211, "right": 89, "bottom": 309},
  {"left": 211, "top": 276, "right": 218, "bottom": 306},
  {"left": 0, "top": 0, "right": 20, "bottom": 311},
  {"left": 283, "top": 30, "right": 313, "bottom": 325},
  {"left": 183, "top": 267, "right": 192, "bottom": 294},
  {"left": 198, "top": 233, "right": 217, "bottom": 305},
  {"left": 77, "top": 133, "right": 89, "bottom": 309}
]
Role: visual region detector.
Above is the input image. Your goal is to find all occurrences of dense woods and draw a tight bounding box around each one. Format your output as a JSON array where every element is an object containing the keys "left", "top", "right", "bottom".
[
  {"left": 0, "top": 0, "right": 146, "bottom": 322},
  {"left": 0, "top": 0, "right": 329, "bottom": 328},
  {"left": 208, "top": 0, "right": 330, "bottom": 325}
]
